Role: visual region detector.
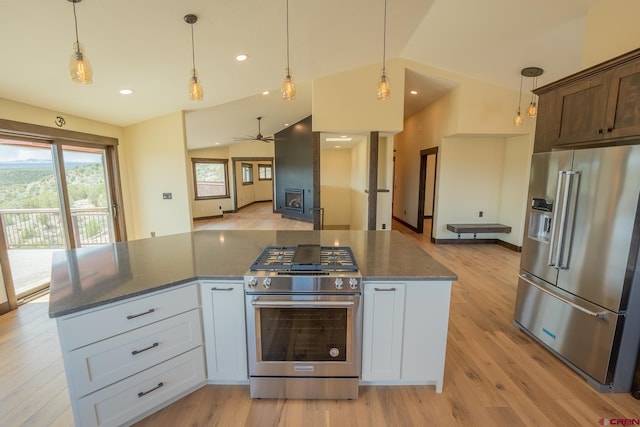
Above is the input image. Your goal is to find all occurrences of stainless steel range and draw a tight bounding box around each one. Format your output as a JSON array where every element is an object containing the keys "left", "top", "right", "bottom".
[{"left": 244, "top": 244, "right": 362, "bottom": 399}]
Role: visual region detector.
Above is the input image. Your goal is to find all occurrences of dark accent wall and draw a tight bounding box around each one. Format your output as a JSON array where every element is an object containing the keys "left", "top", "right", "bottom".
[{"left": 274, "top": 116, "right": 313, "bottom": 221}]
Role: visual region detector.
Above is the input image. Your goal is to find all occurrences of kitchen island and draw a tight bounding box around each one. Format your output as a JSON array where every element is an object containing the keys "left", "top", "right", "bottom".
[{"left": 49, "top": 230, "right": 457, "bottom": 427}]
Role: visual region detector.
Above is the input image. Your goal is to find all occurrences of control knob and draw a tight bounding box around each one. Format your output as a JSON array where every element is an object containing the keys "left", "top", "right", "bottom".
[
  {"left": 262, "top": 277, "right": 272, "bottom": 289},
  {"left": 334, "top": 277, "right": 344, "bottom": 290},
  {"left": 247, "top": 277, "right": 257, "bottom": 288},
  {"left": 349, "top": 277, "right": 359, "bottom": 289}
]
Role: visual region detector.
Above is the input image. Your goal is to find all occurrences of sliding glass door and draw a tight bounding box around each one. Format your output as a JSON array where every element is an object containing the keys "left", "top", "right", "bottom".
[{"left": 0, "top": 137, "right": 122, "bottom": 302}]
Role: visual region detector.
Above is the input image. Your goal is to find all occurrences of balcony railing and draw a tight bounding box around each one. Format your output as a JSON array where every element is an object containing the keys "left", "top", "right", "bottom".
[{"left": 0, "top": 208, "right": 113, "bottom": 249}]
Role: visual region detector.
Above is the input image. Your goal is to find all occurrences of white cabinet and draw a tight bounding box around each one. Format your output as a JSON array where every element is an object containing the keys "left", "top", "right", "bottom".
[
  {"left": 361, "top": 280, "right": 451, "bottom": 393},
  {"left": 361, "top": 282, "right": 406, "bottom": 380},
  {"left": 200, "top": 281, "right": 248, "bottom": 382},
  {"left": 56, "top": 283, "right": 206, "bottom": 427}
]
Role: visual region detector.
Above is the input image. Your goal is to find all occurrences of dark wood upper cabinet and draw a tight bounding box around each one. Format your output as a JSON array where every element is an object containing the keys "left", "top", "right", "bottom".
[{"left": 533, "top": 49, "right": 640, "bottom": 152}]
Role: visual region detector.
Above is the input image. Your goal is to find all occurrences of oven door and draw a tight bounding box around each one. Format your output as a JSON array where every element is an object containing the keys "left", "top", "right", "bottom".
[{"left": 246, "top": 294, "right": 362, "bottom": 378}]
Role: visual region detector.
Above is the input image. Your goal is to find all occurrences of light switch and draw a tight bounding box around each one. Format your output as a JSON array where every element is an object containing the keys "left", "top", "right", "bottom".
[{"left": 163, "top": 193, "right": 172, "bottom": 200}]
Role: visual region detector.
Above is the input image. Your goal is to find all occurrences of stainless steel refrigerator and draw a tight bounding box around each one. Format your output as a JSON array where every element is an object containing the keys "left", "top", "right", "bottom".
[{"left": 514, "top": 144, "right": 640, "bottom": 392}]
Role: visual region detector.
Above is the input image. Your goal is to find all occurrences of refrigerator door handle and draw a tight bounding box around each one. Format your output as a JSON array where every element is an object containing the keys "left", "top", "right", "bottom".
[
  {"left": 518, "top": 273, "right": 609, "bottom": 319},
  {"left": 548, "top": 171, "right": 566, "bottom": 267},
  {"left": 558, "top": 171, "right": 579, "bottom": 269}
]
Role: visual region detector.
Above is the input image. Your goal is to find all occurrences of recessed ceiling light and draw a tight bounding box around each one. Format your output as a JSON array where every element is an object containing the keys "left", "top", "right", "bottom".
[
  {"left": 235, "top": 54, "right": 249, "bottom": 62},
  {"left": 410, "top": 90, "right": 418, "bottom": 95},
  {"left": 119, "top": 89, "right": 133, "bottom": 95},
  {"left": 340, "top": 135, "right": 348, "bottom": 138},
  {"left": 262, "top": 91, "right": 270, "bottom": 95},
  {"left": 215, "top": 142, "right": 220, "bottom": 145},
  {"left": 326, "top": 137, "right": 352, "bottom": 142},
  {"left": 284, "top": 123, "right": 290, "bottom": 127},
  {"left": 335, "top": 145, "right": 341, "bottom": 148}
]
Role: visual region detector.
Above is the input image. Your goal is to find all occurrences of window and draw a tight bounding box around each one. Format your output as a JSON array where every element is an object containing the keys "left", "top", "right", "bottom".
[
  {"left": 192, "top": 158, "right": 229, "bottom": 199},
  {"left": 242, "top": 163, "right": 253, "bottom": 185},
  {"left": 258, "top": 164, "right": 273, "bottom": 181}
]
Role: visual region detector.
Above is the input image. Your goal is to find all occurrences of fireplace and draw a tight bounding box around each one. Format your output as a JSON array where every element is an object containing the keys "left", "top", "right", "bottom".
[{"left": 284, "top": 189, "right": 304, "bottom": 213}]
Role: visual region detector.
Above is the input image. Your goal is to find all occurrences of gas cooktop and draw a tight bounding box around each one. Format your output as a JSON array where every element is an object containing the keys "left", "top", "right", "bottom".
[{"left": 249, "top": 245, "right": 358, "bottom": 272}]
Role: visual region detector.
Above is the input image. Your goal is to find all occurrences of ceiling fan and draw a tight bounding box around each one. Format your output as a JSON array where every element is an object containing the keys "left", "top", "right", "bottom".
[{"left": 233, "top": 116, "right": 275, "bottom": 143}]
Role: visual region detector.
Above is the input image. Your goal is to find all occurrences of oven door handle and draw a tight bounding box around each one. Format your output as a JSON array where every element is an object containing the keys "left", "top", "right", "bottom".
[{"left": 251, "top": 300, "right": 354, "bottom": 308}]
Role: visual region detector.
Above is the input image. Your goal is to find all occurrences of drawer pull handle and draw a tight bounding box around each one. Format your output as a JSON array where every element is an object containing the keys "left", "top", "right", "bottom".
[
  {"left": 211, "top": 287, "right": 234, "bottom": 291},
  {"left": 126, "top": 308, "right": 155, "bottom": 320},
  {"left": 131, "top": 342, "right": 159, "bottom": 356},
  {"left": 137, "top": 382, "right": 164, "bottom": 398},
  {"left": 374, "top": 287, "right": 397, "bottom": 292}
]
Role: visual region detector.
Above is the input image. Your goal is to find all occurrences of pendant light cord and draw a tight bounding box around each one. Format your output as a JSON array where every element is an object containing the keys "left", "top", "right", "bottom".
[
  {"left": 72, "top": 2, "right": 80, "bottom": 50},
  {"left": 285, "top": 0, "right": 290, "bottom": 75},
  {"left": 517, "top": 75, "right": 523, "bottom": 111},
  {"left": 382, "top": 0, "right": 387, "bottom": 75},
  {"left": 190, "top": 24, "right": 196, "bottom": 74}
]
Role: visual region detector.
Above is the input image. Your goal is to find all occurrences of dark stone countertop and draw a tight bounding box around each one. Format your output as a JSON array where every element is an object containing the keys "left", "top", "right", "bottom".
[{"left": 49, "top": 230, "right": 457, "bottom": 318}]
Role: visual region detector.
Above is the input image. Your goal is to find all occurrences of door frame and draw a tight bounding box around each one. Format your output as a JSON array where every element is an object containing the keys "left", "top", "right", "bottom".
[
  {"left": 417, "top": 147, "right": 438, "bottom": 235},
  {"left": 0, "top": 118, "right": 127, "bottom": 308}
]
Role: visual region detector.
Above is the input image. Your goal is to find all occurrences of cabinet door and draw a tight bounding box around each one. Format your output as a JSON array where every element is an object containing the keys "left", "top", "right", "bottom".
[
  {"left": 400, "top": 281, "right": 451, "bottom": 393},
  {"left": 361, "top": 283, "right": 406, "bottom": 381},
  {"left": 200, "top": 281, "right": 247, "bottom": 382},
  {"left": 605, "top": 59, "right": 640, "bottom": 139},
  {"left": 533, "top": 91, "right": 561, "bottom": 153},
  {"left": 555, "top": 75, "right": 609, "bottom": 145}
]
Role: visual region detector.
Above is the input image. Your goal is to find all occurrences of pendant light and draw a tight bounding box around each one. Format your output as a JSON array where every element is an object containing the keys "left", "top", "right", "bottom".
[
  {"left": 377, "top": 0, "right": 390, "bottom": 100},
  {"left": 68, "top": 0, "right": 93, "bottom": 84},
  {"left": 185, "top": 14, "right": 204, "bottom": 102},
  {"left": 281, "top": 0, "right": 295, "bottom": 100},
  {"left": 523, "top": 67, "right": 544, "bottom": 118},
  {"left": 513, "top": 74, "right": 523, "bottom": 127}
]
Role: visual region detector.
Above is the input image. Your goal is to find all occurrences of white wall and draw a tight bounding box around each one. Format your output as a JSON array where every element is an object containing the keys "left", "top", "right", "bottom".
[
  {"left": 312, "top": 59, "right": 405, "bottom": 134},
  {"left": 436, "top": 137, "right": 505, "bottom": 238},
  {"left": 350, "top": 137, "right": 369, "bottom": 230},
  {"left": 123, "top": 111, "right": 192, "bottom": 239},
  {"left": 582, "top": 0, "right": 640, "bottom": 68},
  {"left": 320, "top": 148, "right": 352, "bottom": 228},
  {"left": 498, "top": 134, "right": 533, "bottom": 246}
]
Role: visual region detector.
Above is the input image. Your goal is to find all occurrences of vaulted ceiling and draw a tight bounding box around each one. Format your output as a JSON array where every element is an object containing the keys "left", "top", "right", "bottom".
[{"left": 0, "top": 0, "right": 596, "bottom": 149}]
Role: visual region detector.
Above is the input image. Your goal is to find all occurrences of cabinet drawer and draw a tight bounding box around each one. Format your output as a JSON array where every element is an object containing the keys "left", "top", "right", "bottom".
[
  {"left": 76, "top": 347, "right": 206, "bottom": 427},
  {"left": 59, "top": 284, "right": 199, "bottom": 350},
  {"left": 68, "top": 309, "right": 203, "bottom": 397}
]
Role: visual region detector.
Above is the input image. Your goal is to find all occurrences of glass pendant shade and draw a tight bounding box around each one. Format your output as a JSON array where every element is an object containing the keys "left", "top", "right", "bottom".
[
  {"left": 189, "top": 70, "right": 204, "bottom": 101},
  {"left": 513, "top": 111, "right": 523, "bottom": 127},
  {"left": 377, "top": 73, "right": 390, "bottom": 100},
  {"left": 69, "top": 42, "right": 93, "bottom": 84},
  {"left": 527, "top": 101, "right": 538, "bottom": 118},
  {"left": 281, "top": 71, "right": 296, "bottom": 100}
]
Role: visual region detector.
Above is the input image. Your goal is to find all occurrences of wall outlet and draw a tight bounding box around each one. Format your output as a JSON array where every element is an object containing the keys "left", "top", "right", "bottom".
[
  {"left": 382, "top": 223, "right": 386, "bottom": 229},
  {"left": 151, "top": 231, "right": 156, "bottom": 237},
  {"left": 479, "top": 211, "right": 483, "bottom": 217}
]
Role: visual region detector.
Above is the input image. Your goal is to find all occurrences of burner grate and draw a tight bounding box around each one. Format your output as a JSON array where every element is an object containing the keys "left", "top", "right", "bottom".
[{"left": 250, "top": 246, "right": 358, "bottom": 272}]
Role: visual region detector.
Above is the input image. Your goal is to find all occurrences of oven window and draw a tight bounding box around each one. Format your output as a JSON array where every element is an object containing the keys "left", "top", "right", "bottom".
[{"left": 259, "top": 308, "right": 347, "bottom": 362}]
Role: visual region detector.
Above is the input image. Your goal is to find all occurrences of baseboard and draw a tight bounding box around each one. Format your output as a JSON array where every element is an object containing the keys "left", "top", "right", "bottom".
[
  {"left": 323, "top": 225, "right": 350, "bottom": 230},
  {"left": 497, "top": 239, "right": 522, "bottom": 252},
  {"left": 237, "top": 200, "right": 273, "bottom": 212},
  {"left": 0, "top": 301, "right": 10, "bottom": 316},
  {"left": 433, "top": 238, "right": 522, "bottom": 252},
  {"left": 281, "top": 213, "right": 313, "bottom": 223},
  {"left": 193, "top": 214, "right": 223, "bottom": 221},
  {"left": 392, "top": 216, "right": 419, "bottom": 233}
]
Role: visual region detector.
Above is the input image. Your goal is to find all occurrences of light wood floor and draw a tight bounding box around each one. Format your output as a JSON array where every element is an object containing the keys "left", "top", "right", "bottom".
[
  {"left": 193, "top": 202, "right": 313, "bottom": 231},
  {"left": 1, "top": 208, "right": 639, "bottom": 426}
]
